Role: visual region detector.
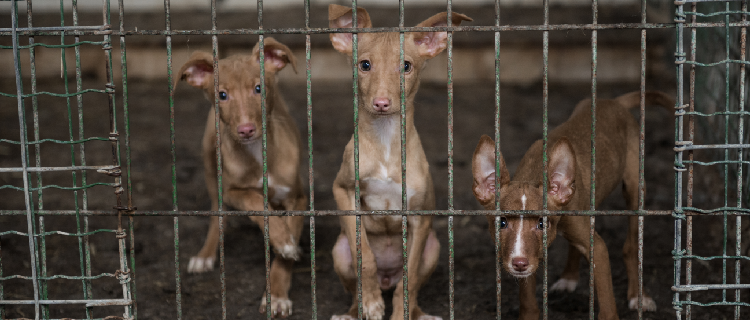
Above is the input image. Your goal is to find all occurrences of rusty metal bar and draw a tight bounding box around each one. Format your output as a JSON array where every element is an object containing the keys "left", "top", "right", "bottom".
[
  {"left": 10, "top": 0, "right": 41, "bottom": 318},
  {"left": 541, "top": 0, "right": 550, "bottom": 318},
  {"left": 10, "top": 21, "right": 750, "bottom": 37},
  {"left": 492, "top": 0, "right": 502, "bottom": 318},
  {"left": 0, "top": 299, "right": 131, "bottom": 307},
  {"left": 304, "top": 0, "right": 317, "bottom": 319},
  {"left": 686, "top": 1, "right": 698, "bottom": 318},
  {"left": 0, "top": 165, "right": 119, "bottom": 173},
  {"left": 637, "top": 0, "right": 648, "bottom": 317}
]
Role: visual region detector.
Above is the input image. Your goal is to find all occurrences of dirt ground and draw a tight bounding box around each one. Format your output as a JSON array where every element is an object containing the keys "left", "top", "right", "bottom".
[{"left": 1, "top": 73, "right": 748, "bottom": 320}]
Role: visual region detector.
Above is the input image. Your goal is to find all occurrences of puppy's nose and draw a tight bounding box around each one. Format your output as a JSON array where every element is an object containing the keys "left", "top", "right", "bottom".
[
  {"left": 237, "top": 123, "right": 256, "bottom": 139},
  {"left": 512, "top": 257, "right": 529, "bottom": 272},
  {"left": 372, "top": 97, "right": 390, "bottom": 112}
]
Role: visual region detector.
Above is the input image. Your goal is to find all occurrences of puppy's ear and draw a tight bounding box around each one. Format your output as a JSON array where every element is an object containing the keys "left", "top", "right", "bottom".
[
  {"left": 412, "top": 12, "right": 472, "bottom": 58},
  {"left": 328, "top": 4, "right": 372, "bottom": 55},
  {"left": 178, "top": 51, "right": 214, "bottom": 90},
  {"left": 252, "top": 37, "right": 298, "bottom": 74},
  {"left": 547, "top": 137, "right": 576, "bottom": 207},
  {"left": 472, "top": 135, "right": 510, "bottom": 208}
]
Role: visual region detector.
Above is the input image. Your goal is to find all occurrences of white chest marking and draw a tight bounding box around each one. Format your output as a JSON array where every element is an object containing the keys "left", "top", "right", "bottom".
[
  {"left": 245, "top": 141, "right": 263, "bottom": 165},
  {"left": 511, "top": 193, "right": 527, "bottom": 260},
  {"left": 372, "top": 117, "right": 397, "bottom": 162},
  {"left": 362, "top": 177, "right": 415, "bottom": 212}
]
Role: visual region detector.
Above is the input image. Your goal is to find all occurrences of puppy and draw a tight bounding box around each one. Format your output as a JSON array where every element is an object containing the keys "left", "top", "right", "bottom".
[
  {"left": 178, "top": 37, "right": 306, "bottom": 318},
  {"left": 328, "top": 4, "right": 472, "bottom": 320},
  {"left": 472, "top": 91, "right": 673, "bottom": 319}
]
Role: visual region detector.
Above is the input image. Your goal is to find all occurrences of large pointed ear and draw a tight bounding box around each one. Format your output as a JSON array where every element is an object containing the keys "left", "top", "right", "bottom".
[
  {"left": 412, "top": 12, "right": 472, "bottom": 58},
  {"left": 472, "top": 135, "right": 510, "bottom": 207},
  {"left": 252, "top": 37, "right": 298, "bottom": 74},
  {"left": 178, "top": 51, "right": 214, "bottom": 90},
  {"left": 547, "top": 138, "right": 576, "bottom": 207},
  {"left": 328, "top": 4, "right": 372, "bottom": 55}
]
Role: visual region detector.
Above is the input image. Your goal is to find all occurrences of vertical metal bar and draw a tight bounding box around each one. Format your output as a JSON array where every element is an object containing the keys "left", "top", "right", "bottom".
[
  {"left": 208, "top": 0, "right": 225, "bottom": 319},
  {"left": 119, "top": 0, "right": 137, "bottom": 315},
  {"left": 101, "top": 0, "right": 132, "bottom": 318},
  {"left": 449, "top": 0, "right": 459, "bottom": 318},
  {"left": 257, "top": 1, "right": 272, "bottom": 319},
  {"left": 58, "top": 1, "right": 92, "bottom": 317},
  {"left": 351, "top": 1, "right": 363, "bottom": 319},
  {"left": 305, "top": 0, "right": 317, "bottom": 319},
  {"left": 398, "top": 0, "right": 409, "bottom": 319},
  {"left": 0, "top": 236, "right": 3, "bottom": 318},
  {"left": 11, "top": 0, "right": 41, "bottom": 318},
  {"left": 72, "top": 2, "right": 96, "bottom": 318},
  {"left": 685, "top": 2, "right": 697, "bottom": 319},
  {"left": 722, "top": 1, "right": 731, "bottom": 306},
  {"left": 674, "top": 0, "right": 686, "bottom": 318},
  {"left": 637, "top": 0, "right": 647, "bottom": 318},
  {"left": 589, "top": 0, "right": 599, "bottom": 318},
  {"left": 25, "top": 1, "right": 48, "bottom": 318},
  {"left": 492, "top": 0, "right": 502, "bottom": 318},
  {"left": 542, "top": 0, "right": 550, "bottom": 318},
  {"left": 164, "top": 0, "right": 181, "bottom": 319},
  {"left": 735, "top": 2, "right": 747, "bottom": 318}
]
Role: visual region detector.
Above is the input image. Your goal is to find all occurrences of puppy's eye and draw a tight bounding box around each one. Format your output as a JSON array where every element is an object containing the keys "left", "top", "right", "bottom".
[
  {"left": 500, "top": 217, "right": 507, "bottom": 229},
  {"left": 404, "top": 61, "right": 412, "bottom": 73},
  {"left": 537, "top": 218, "right": 545, "bottom": 230},
  {"left": 360, "top": 60, "right": 371, "bottom": 71},
  {"left": 255, "top": 85, "right": 261, "bottom": 93},
  {"left": 218, "top": 91, "right": 228, "bottom": 100}
]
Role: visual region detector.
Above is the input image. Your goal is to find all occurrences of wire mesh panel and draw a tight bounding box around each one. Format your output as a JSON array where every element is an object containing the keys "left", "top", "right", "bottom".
[
  {"left": 673, "top": 0, "right": 750, "bottom": 319},
  {"left": 0, "top": 1, "right": 134, "bottom": 320}
]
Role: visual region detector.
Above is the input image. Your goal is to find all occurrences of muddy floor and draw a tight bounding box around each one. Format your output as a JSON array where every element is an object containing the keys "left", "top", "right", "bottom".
[{"left": 1, "top": 76, "right": 748, "bottom": 320}]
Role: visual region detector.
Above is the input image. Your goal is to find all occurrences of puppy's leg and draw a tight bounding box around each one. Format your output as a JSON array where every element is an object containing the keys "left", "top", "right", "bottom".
[
  {"left": 188, "top": 216, "right": 222, "bottom": 273},
  {"left": 550, "top": 244, "right": 581, "bottom": 292},
  {"left": 190, "top": 118, "right": 221, "bottom": 273},
  {"left": 392, "top": 228, "right": 441, "bottom": 320},
  {"left": 565, "top": 216, "right": 619, "bottom": 320},
  {"left": 622, "top": 139, "right": 656, "bottom": 311},
  {"left": 332, "top": 216, "right": 385, "bottom": 320},
  {"left": 258, "top": 193, "right": 307, "bottom": 318}
]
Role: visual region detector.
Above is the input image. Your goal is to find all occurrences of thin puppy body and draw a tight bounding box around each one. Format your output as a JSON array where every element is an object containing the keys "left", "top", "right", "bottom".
[
  {"left": 328, "top": 4, "right": 471, "bottom": 320},
  {"left": 472, "top": 91, "right": 674, "bottom": 320},
  {"left": 178, "top": 37, "right": 306, "bottom": 318}
]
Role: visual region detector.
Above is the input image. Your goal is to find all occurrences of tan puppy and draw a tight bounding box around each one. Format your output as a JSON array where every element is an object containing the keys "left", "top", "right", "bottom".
[
  {"left": 471, "top": 91, "right": 673, "bottom": 320},
  {"left": 328, "top": 4, "right": 471, "bottom": 320},
  {"left": 178, "top": 37, "right": 306, "bottom": 318}
]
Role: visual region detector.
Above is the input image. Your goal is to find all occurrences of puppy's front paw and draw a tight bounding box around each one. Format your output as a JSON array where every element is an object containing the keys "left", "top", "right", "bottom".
[
  {"left": 628, "top": 297, "right": 657, "bottom": 312},
  {"left": 550, "top": 278, "right": 578, "bottom": 292},
  {"left": 416, "top": 315, "right": 443, "bottom": 320},
  {"left": 259, "top": 294, "right": 293, "bottom": 318},
  {"left": 275, "top": 244, "right": 301, "bottom": 261},
  {"left": 363, "top": 297, "right": 385, "bottom": 320},
  {"left": 187, "top": 256, "right": 215, "bottom": 273}
]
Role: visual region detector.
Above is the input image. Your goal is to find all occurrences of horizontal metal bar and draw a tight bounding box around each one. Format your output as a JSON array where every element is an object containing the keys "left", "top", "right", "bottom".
[
  {"left": 1, "top": 21, "right": 749, "bottom": 38},
  {"left": 674, "top": 143, "right": 750, "bottom": 151},
  {"left": 0, "top": 25, "right": 110, "bottom": 32},
  {"left": 0, "top": 209, "right": 688, "bottom": 217},
  {"left": 672, "top": 284, "right": 750, "bottom": 292},
  {"left": 0, "top": 299, "right": 130, "bottom": 307},
  {"left": 0, "top": 165, "right": 117, "bottom": 173}
]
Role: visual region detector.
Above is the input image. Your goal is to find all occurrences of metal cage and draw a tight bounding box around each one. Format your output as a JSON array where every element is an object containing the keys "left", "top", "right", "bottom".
[{"left": 0, "top": 0, "right": 748, "bottom": 319}]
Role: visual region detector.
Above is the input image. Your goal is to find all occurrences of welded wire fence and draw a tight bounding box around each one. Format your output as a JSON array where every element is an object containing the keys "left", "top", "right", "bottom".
[{"left": 0, "top": 0, "right": 747, "bottom": 319}]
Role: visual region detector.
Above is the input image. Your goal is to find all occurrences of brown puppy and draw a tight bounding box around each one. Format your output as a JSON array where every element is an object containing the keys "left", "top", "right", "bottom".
[
  {"left": 471, "top": 91, "right": 673, "bottom": 320},
  {"left": 178, "top": 37, "right": 306, "bottom": 318},
  {"left": 328, "top": 4, "right": 471, "bottom": 320}
]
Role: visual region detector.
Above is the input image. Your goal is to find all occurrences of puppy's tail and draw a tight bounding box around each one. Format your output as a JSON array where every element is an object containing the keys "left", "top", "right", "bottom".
[{"left": 615, "top": 91, "right": 675, "bottom": 113}]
